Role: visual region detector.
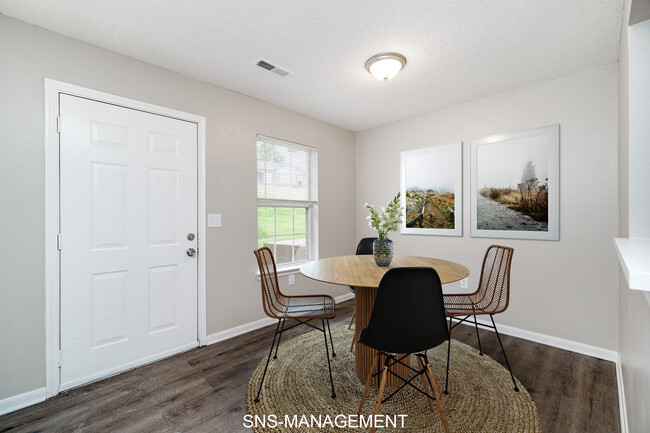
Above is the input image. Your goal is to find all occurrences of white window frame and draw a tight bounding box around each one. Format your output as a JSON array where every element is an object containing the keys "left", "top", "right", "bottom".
[{"left": 256, "top": 135, "right": 318, "bottom": 274}]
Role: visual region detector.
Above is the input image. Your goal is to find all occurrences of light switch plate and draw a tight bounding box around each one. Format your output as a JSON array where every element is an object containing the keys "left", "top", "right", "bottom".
[
  {"left": 288, "top": 274, "right": 295, "bottom": 286},
  {"left": 460, "top": 277, "right": 468, "bottom": 289},
  {"left": 208, "top": 214, "right": 222, "bottom": 228}
]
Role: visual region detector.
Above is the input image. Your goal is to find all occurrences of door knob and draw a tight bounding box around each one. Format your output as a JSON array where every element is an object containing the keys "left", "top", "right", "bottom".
[{"left": 186, "top": 248, "right": 196, "bottom": 257}]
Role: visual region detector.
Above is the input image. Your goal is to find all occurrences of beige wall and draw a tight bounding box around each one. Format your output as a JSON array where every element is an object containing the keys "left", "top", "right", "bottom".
[
  {"left": 355, "top": 65, "right": 619, "bottom": 351},
  {"left": 0, "top": 15, "right": 355, "bottom": 400},
  {"left": 618, "top": 0, "right": 650, "bottom": 430}
]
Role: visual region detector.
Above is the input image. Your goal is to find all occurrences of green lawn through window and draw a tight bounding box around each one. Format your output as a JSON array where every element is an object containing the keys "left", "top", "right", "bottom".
[{"left": 257, "top": 207, "right": 307, "bottom": 248}]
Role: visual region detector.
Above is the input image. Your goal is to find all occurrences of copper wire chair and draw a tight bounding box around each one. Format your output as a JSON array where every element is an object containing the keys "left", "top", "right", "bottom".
[
  {"left": 443, "top": 245, "right": 519, "bottom": 393},
  {"left": 253, "top": 247, "right": 337, "bottom": 401}
]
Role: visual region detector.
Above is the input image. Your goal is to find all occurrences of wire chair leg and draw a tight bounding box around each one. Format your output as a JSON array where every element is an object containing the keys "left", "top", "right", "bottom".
[
  {"left": 472, "top": 310, "right": 483, "bottom": 356},
  {"left": 490, "top": 314, "right": 519, "bottom": 392},
  {"left": 322, "top": 320, "right": 336, "bottom": 398},
  {"left": 255, "top": 319, "right": 282, "bottom": 403},
  {"left": 273, "top": 318, "right": 285, "bottom": 359},
  {"left": 444, "top": 317, "right": 452, "bottom": 395},
  {"left": 326, "top": 319, "right": 336, "bottom": 357}
]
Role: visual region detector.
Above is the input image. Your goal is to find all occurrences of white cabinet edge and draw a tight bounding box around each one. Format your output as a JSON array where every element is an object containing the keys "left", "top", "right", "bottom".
[{"left": 614, "top": 238, "right": 650, "bottom": 292}]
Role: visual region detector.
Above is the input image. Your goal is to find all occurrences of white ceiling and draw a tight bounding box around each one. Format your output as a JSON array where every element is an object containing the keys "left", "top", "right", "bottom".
[{"left": 0, "top": 0, "right": 624, "bottom": 131}]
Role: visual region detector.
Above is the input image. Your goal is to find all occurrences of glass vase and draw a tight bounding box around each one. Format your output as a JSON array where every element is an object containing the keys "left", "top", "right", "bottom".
[{"left": 373, "top": 238, "right": 394, "bottom": 266}]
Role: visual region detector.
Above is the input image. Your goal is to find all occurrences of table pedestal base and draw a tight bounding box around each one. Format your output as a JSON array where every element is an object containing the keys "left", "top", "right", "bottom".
[{"left": 354, "top": 286, "right": 411, "bottom": 387}]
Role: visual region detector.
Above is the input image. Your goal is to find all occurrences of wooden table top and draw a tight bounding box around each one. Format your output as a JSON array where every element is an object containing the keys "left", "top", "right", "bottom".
[{"left": 300, "top": 255, "right": 470, "bottom": 287}]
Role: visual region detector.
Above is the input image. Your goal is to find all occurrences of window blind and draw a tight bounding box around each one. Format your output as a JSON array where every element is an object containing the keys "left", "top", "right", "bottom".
[{"left": 256, "top": 135, "right": 317, "bottom": 206}]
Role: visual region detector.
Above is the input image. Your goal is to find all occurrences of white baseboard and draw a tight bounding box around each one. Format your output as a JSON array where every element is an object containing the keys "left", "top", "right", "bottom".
[
  {"left": 334, "top": 292, "right": 355, "bottom": 303},
  {"left": 615, "top": 353, "right": 629, "bottom": 433},
  {"left": 206, "top": 316, "right": 277, "bottom": 345},
  {"left": 450, "top": 317, "right": 618, "bottom": 362},
  {"left": 0, "top": 387, "right": 46, "bottom": 416},
  {"left": 206, "top": 292, "right": 355, "bottom": 346}
]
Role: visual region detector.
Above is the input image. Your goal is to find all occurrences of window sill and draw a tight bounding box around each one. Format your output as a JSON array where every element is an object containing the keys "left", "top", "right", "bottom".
[
  {"left": 614, "top": 238, "right": 650, "bottom": 292},
  {"left": 255, "top": 262, "right": 307, "bottom": 280}
]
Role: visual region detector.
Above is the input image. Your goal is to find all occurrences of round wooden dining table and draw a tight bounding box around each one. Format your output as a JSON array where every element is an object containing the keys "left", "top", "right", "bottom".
[{"left": 300, "top": 255, "right": 470, "bottom": 386}]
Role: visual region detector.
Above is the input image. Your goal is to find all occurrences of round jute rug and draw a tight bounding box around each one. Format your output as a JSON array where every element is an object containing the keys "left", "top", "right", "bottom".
[{"left": 246, "top": 325, "right": 540, "bottom": 433}]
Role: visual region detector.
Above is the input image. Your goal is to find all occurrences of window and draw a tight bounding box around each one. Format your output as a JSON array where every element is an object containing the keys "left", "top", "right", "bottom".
[{"left": 257, "top": 135, "right": 317, "bottom": 267}]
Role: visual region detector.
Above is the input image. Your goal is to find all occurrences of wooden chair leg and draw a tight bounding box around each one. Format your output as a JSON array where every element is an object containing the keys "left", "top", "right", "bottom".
[
  {"left": 350, "top": 326, "right": 359, "bottom": 352},
  {"left": 349, "top": 296, "right": 357, "bottom": 351},
  {"left": 348, "top": 310, "right": 355, "bottom": 329},
  {"left": 425, "top": 364, "right": 451, "bottom": 433},
  {"left": 370, "top": 362, "right": 389, "bottom": 433},
  {"left": 416, "top": 357, "right": 435, "bottom": 412},
  {"left": 357, "top": 353, "right": 379, "bottom": 415}
]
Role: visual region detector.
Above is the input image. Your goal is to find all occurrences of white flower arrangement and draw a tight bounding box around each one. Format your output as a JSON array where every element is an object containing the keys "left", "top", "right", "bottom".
[{"left": 365, "top": 193, "right": 404, "bottom": 241}]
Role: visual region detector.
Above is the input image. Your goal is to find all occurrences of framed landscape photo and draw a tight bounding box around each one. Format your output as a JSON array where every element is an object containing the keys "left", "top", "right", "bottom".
[
  {"left": 400, "top": 142, "right": 462, "bottom": 236},
  {"left": 470, "top": 125, "right": 559, "bottom": 240}
]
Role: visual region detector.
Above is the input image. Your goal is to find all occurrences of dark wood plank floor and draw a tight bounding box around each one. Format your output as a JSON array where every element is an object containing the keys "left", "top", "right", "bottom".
[{"left": 0, "top": 300, "right": 619, "bottom": 433}]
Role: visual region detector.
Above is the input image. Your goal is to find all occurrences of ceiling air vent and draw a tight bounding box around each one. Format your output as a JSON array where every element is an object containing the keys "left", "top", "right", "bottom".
[{"left": 255, "top": 58, "right": 292, "bottom": 78}]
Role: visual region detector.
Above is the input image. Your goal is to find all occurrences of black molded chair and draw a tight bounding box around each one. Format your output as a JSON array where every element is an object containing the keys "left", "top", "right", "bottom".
[
  {"left": 349, "top": 237, "right": 376, "bottom": 351},
  {"left": 348, "top": 237, "right": 376, "bottom": 299},
  {"left": 356, "top": 267, "right": 451, "bottom": 433}
]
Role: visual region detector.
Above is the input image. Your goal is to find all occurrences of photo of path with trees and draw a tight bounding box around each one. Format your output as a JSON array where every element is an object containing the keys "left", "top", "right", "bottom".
[{"left": 476, "top": 136, "right": 549, "bottom": 232}]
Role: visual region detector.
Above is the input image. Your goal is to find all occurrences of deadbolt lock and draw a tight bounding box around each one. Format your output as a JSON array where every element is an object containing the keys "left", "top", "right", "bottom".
[{"left": 187, "top": 233, "right": 195, "bottom": 241}]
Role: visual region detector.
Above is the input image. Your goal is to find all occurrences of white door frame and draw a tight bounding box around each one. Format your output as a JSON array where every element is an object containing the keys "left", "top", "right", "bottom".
[{"left": 44, "top": 79, "right": 207, "bottom": 398}]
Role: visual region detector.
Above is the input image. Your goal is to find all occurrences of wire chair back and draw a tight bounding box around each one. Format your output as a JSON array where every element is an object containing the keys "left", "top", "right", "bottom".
[
  {"left": 254, "top": 247, "right": 289, "bottom": 319},
  {"left": 473, "top": 245, "right": 514, "bottom": 314}
]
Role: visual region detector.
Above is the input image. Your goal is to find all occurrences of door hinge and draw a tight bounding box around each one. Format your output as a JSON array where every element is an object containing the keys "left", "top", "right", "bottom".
[
  {"left": 58, "top": 350, "right": 62, "bottom": 368},
  {"left": 57, "top": 233, "right": 62, "bottom": 251},
  {"left": 57, "top": 116, "right": 62, "bottom": 134}
]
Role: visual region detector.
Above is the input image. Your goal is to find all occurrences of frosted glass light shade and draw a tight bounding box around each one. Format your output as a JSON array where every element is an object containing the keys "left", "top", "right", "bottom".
[{"left": 365, "top": 53, "right": 406, "bottom": 81}]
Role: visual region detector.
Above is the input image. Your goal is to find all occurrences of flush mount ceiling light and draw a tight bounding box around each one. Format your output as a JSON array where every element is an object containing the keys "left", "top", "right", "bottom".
[{"left": 365, "top": 52, "right": 407, "bottom": 81}]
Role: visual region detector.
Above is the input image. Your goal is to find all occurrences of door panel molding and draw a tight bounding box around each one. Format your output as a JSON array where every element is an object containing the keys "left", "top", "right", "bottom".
[{"left": 44, "top": 79, "right": 207, "bottom": 398}]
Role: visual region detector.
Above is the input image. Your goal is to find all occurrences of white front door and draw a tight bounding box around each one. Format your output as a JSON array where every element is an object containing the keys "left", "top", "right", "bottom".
[{"left": 59, "top": 94, "right": 198, "bottom": 390}]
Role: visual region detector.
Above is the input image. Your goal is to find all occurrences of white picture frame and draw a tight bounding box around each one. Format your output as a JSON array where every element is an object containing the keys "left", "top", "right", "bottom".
[
  {"left": 470, "top": 125, "right": 560, "bottom": 240},
  {"left": 400, "top": 142, "right": 463, "bottom": 236}
]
